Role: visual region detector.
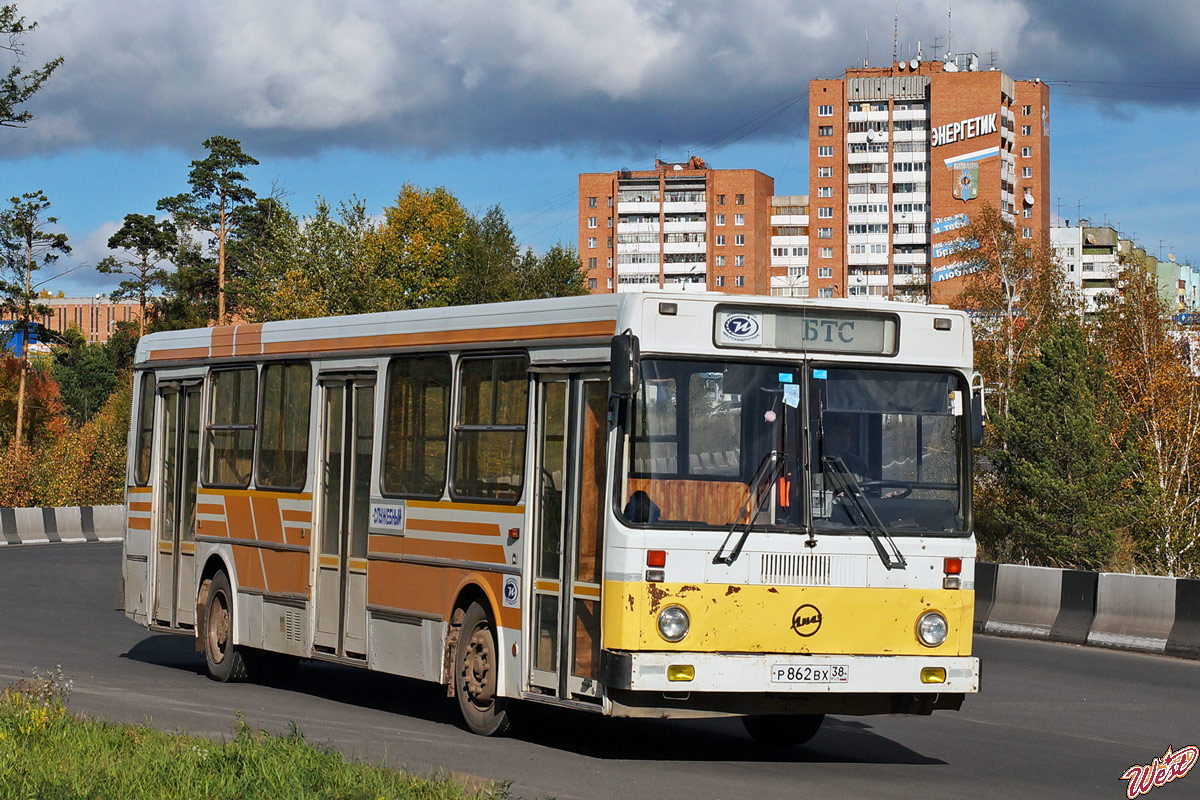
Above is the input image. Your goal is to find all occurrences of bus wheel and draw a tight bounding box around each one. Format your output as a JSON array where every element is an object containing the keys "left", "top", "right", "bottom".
[
  {"left": 203, "top": 571, "right": 249, "bottom": 682},
  {"left": 454, "top": 601, "right": 514, "bottom": 736},
  {"left": 742, "top": 713, "right": 825, "bottom": 747}
]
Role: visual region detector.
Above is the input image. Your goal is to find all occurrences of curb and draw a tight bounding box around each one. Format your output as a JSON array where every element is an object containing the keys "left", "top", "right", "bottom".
[{"left": 0, "top": 506, "right": 123, "bottom": 546}]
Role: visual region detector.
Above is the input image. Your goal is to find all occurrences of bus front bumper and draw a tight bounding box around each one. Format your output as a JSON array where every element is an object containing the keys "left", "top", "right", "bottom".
[{"left": 600, "top": 650, "right": 980, "bottom": 695}]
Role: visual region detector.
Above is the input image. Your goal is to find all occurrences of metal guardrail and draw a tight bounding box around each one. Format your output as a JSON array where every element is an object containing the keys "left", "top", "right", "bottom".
[{"left": 0, "top": 505, "right": 123, "bottom": 546}]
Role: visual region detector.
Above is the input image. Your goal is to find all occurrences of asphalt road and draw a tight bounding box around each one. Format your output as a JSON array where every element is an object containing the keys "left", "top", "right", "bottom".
[{"left": 2, "top": 542, "right": 1198, "bottom": 799}]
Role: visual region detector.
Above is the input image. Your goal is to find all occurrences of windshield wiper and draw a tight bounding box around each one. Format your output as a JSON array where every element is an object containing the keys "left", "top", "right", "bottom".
[
  {"left": 822, "top": 456, "right": 907, "bottom": 570},
  {"left": 712, "top": 449, "right": 785, "bottom": 566}
]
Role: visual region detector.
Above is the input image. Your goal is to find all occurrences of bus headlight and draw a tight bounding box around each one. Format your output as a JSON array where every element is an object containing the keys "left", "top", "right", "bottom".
[
  {"left": 657, "top": 605, "right": 690, "bottom": 642},
  {"left": 916, "top": 611, "right": 948, "bottom": 647}
]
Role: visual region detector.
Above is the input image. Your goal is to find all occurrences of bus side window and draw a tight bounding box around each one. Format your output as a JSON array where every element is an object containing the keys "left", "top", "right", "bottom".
[
  {"left": 134, "top": 372, "right": 155, "bottom": 485},
  {"left": 256, "top": 362, "right": 312, "bottom": 491},
  {"left": 452, "top": 355, "right": 529, "bottom": 502},
  {"left": 205, "top": 367, "right": 257, "bottom": 487}
]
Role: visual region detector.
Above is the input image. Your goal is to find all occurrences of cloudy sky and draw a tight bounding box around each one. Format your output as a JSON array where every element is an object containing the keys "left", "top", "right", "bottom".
[{"left": 4, "top": 0, "right": 1200, "bottom": 294}]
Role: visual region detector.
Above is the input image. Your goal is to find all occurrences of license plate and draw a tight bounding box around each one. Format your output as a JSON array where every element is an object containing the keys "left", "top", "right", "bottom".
[{"left": 770, "top": 664, "right": 849, "bottom": 684}]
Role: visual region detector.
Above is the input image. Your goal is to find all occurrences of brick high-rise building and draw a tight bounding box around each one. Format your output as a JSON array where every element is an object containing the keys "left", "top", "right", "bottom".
[
  {"left": 577, "top": 157, "right": 773, "bottom": 293},
  {"left": 808, "top": 54, "right": 1051, "bottom": 302}
]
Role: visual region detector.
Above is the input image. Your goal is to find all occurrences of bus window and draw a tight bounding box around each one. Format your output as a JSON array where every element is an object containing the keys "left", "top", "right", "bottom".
[
  {"left": 256, "top": 362, "right": 312, "bottom": 491},
  {"left": 383, "top": 356, "right": 452, "bottom": 498},
  {"left": 205, "top": 367, "right": 257, "bottom": 487},
  {"left": 452, "top": 356, "right": 529, "bottom": 502},
  {"left": 134, "top": 372, "right": 155, "bottom": 485}
]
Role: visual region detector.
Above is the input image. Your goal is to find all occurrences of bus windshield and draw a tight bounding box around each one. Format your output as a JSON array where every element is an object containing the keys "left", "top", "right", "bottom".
[{"left": 617, "top": 359, "right": 967, "bottom": 535}]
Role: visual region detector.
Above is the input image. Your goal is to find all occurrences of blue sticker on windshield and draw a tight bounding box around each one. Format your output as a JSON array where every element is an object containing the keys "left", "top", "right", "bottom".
[
  {"left": 778, "top": 372, "right": 793, "bottom": 383},
  {"left": 813, "top": 369, "right": 828, "bottom": 380}
]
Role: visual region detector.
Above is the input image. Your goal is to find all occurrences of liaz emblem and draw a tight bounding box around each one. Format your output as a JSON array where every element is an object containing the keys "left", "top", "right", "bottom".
[{"left": 791, "top": 604, "right": 822, "bottom": 637}]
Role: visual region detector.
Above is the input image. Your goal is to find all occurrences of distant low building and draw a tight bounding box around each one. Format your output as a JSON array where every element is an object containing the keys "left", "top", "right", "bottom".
[{"left": 1, "top": 296, "right": 143, "bottom": 345}]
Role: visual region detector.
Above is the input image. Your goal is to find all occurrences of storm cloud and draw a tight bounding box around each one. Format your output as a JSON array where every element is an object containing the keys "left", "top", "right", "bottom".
[{"left": 7, "top": 0, "right": 1200, "bottom": 158}]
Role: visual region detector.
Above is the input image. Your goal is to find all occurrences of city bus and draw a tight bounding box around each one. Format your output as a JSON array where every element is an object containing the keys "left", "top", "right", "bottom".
[{"left": 120, "top": 292, "right": 982, "bottom": 743}]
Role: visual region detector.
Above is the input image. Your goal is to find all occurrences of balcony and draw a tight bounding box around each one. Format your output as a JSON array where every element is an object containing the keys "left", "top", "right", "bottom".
[
  {"left": 771, "top": 214, "right": 809, "bottom": 226},
  {"left": 617, "top": 242, "right": 660, "bottom": 255},
  {"left": 662, "top": 201, "right": 706, "bottom": 214},
  {"left": 662, "top": 241, "right": 706, "bottom": 255},
  {"left": 662, "top": 220, "right": 706, "bottom": 233},
  {"left": 616, "top": 201, "right": 660, "bottom": 215}
]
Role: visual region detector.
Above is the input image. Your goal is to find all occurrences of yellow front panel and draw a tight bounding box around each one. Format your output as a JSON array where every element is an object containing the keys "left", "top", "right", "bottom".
[{"left": 602, "top": 581, "right": 973, "bottom": 657}]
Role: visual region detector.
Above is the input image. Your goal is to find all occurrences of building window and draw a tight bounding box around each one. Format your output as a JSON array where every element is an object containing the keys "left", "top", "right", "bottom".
[
  {"left": 818, "top": 125, "right": 833, "bottom": 136},
  {"left": 717, "top": 194, "right": 725, "bottom": 205},
  {"left": 1022, "top": 105, "right": 1031, "bottom": 115},
  {"left": 606, "top": 257, "right": 612, "bottom": 269},
  {"left": 733, "top": 255, "right": 744, "bottom": 267},
  {"left": 735, "top": 194, "right": 745, "bottom": 205},
  {"left": 820, "top": 247, "right": 833, "bottom": 258},
  {"left": 817, "top": 227, "right": 832, "bottom": 239},
  {"left": 607, "top": 236, "right": 613, "bottom": 248},
  {"left": 734, "top": 234, "right": 745, "bottom": 245},
  {"left": 607, "top": 217, "right": 612, "bottom": 228},
  {"left": 817, "top": 166, "right": 833, "bottom": 178},
  {"left": 818, "top": 146, "right": 833, "bottom": 157},
  {"left": 1024, "top": 248, "right": 1033, "bottom": 258},
  {"left": 817, "top": 186, "right": 833, "bottom": 198},
  {"left": 792, "top": 246, "right": 808, "bottom": 256},
  {"left": 817, "top": 207, "right": 833, "bottom": 218},
  {"left": 588, "top": 278, "right": 597, "bottom": 289},
  {"left": 818, "top": 267, "right": 833, "bottom": 278},
  {"left": 1021, "top": 146, "right": 1031, "bottom": 158},
  {"left": 715, "top": 235, "right": 725, "bottom": 246},
  {"left": 587, "top": 237, "right": 596, "bottom": 249},
  {"left": 715, "top": 255, "right": 726, "bottom": 266},
  {"left": 607, "top": 278, "right": 613, "bottom": 289},
  {"left": 1022, "top": 166, "right": 1033, "bottom": 178},
  {"left": 1022, "top": 227, "right": 1032, "bottom": 239},
  {"left": 587, "top": 257, "right": 597, "bottom": 269},
  {"left": 607, "top": 196, "right": 613, "bottom": 207},
  {"left": 587, "top": 217, "right": 597, "bottom": 228},
  {"left": 735, "top": 275, "right": 745, "bottom": 287},
  {"left": 816, "top": 288, "right": 832, "bottom": 298},
  {"left": 588, "top": 196, "right": 597, "bottom": 208},
  {"left": 715, "top": 213, "right": 725, "bottom": 225},
  {"left": 1022, "top": 207, "right": 1032, "bottom": 218},
  {"left": 734, "top": 214, "right": 745, "bottom": 226},
  {"left": 818, "top": 104, "right": 833, "bottom": 116},
  {"left": 716, "top": 276, "right": 725, "bottom": 287},
  {"left": 1021, "top": 125, "right": 1031, "bottom": 136}
]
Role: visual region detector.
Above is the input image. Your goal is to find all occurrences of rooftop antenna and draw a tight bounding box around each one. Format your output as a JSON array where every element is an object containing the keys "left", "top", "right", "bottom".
[
  {"left": 988, "top": 49, "right": 999, "bottom": 70},
  {"left": 946, "top": 6, "right": 952, "bottom": 60},
  {"left": 893, "top": 1, "right": 899, "bottom": 63},
  {"left": 865, "top": 29, "right": 870, "bottom": 67}
]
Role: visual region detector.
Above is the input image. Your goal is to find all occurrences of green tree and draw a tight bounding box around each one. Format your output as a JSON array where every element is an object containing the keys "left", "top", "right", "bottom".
[
  {"left": 1, "top": 4, "right": 62, "bottom": 128},
  {"left": 1094, "top": 252, "right": 1200, "bottom": 576},
  {"left": 367, "top": 184, "right": 470, "bottom": 310},
  {"left": 96, "top": 213, "right": 176, "bottom": 336},
  {"left": 104, "top": 319, "right": 139, "bottom": 374},
  {"left": 157, "top": 136, "right": 259, "bottom": 325},
  {"left": 454, "top": 204, "right": 520, "bottom": 305},
  {"left": 986, "top": 318, "right": 1134, "bottom": 569},
  {"left": 0, "top": 190, "right": 69, "bottom": 451},
  {"left": 513, "top": 243, "right": 588, "bottom": 300},
  {"left": 50, "top": 336, "right": 116, "bottom": 424}
]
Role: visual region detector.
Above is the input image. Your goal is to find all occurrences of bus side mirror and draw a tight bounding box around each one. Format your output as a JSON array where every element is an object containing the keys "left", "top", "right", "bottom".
[{"left": 610, "top": 333, "right": 641, "bottom": 398}]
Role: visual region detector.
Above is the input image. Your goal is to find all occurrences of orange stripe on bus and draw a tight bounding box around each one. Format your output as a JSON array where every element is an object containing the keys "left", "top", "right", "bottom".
[
  {"left": 402, "top": 537, "right": 505, "bottom": 565},
  {"left": 259, "top": 548, "right": 308, "bottom": 594},
  {"left": 259, "top": 320, "right": 616, "bottom": 357},
  {"left": 127, "top": 486, "right": 151, "bottom": 495},
  {"left": 129, "top": 501, "right": 152, "bottom": 513},
  {"left": 280, "top": 508, "right": 311, "bottom": 523},
  {"left": 283, "top": 526, "right": 309, "bottom": 544},
  {"left": 197, "top": 520, "right": 228, "bottom": 538},
  {"left": 407, "top": 499, "right": 525, "bottom": 515},
  {"left": 405, "top": 518, "right": 501, "bottom": 538},
  {"left": 233, "top": 545, "right": 266, "bottom": 591},
  {"left": 368, "top": 563, "right": 519, "bottom": 629},
  {"left": 149, "top": 346, "right": 209, "bottom": 362},
  {"left": 223, "top": 494, "right": 253, "bottom": 538},
  {"left": 128, "top": 517, "right": 152, "bottom": 531},
  {"left": 197, "top": 503, "right": 224, "bottom": 516},
  {"left": 366, "top": 533, "right": 404, "bottom": 555},
  {"left": 250, "top": 495, "right": 286, "bottom": 544},
  {"left": 234, "top": 323, "right": 264, "bottom": 356}
]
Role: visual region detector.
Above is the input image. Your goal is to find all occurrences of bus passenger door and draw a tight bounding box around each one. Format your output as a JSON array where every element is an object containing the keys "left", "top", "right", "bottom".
[
  {"left": 314, "top": 377, "right": 375, "bottom": 659},
  {"left": 530, "top": 374, "right": 608, "bottom": 700},
  {"left": 153, "top": 382, "right": 201, "bottom": 628}
]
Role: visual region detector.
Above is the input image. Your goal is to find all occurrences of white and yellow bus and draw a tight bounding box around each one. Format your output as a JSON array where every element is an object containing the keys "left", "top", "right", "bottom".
[{"left": 120, "top": 292, "right": 981, "bottom": 743}]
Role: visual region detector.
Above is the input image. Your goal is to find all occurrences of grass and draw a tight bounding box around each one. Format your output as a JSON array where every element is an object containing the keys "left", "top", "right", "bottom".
[{"left": 0, "top": 667, "right": 509, "bottom": 800}]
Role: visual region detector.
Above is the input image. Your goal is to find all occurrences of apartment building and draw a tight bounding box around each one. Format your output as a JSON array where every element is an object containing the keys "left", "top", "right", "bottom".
[
  {"left": 768, "top": 195, "right": 811, "bottom": 297},
  {"left": 577, "top": 157, "right": 774, "bottom": 293},
  {"left": 808, "top": 53, "right": 1051, "bottom": 303}
]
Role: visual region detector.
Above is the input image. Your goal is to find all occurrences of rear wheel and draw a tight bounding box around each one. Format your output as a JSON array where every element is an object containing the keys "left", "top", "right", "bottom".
[
  {"left": 742, "top": 713, "right": 825, "bottom": 747},
  {"left": 202, "top": 571, "right": 249, "bottom": 682},
  {"left": 454, "top": 601, "right": 515, "bottom": 736}
]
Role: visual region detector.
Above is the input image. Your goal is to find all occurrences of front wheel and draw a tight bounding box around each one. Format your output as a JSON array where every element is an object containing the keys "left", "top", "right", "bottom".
[
  {"left": 202, "top": 571, "right": 250, "bottom": 682},
  {"left": 742, "top": 713, "right": 825, "bottom": 747},
  {"left": 454, "top": 601, "right": 515, "bottom": 736}
]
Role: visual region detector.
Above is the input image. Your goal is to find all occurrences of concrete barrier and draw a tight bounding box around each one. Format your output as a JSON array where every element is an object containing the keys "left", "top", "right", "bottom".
[
  {"left": 1087, "top": 573, "right": 1176, "bottom": 653},
  {"left": 1166, "top": 578, "right": 1200, "bottom": 659},
  {"left": 984, "top": 564, "right": 1063, "bottom": 639},
  {"left": 973, "top": 561, "right": 998, "bottom": 632},
  {"left": 1049, "top": 569, "right": 1098, "bottom": 645},
  {"left": 0, "top": 505, "right": 123, "bottom": 546}
]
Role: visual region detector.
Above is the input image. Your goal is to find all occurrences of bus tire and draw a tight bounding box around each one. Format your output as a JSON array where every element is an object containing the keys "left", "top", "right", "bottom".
[
  {"left": 454, "top": 601, "right": 514, "bottom": 736},
  {"left": 742, "top": 713, "right": 825, "bottom": 747},
  {"left": 202, "top": 570, "right": 249, "bottom": 683}
]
